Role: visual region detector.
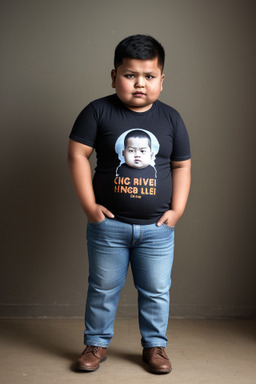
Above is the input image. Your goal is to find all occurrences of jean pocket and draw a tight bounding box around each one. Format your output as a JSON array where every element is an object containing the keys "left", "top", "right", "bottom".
[
  {"left": 88, "top": 217, "right": 108, "bottom": 226},
  {"left": 162, "top": 223, "right": 175, "bottom": 231}
]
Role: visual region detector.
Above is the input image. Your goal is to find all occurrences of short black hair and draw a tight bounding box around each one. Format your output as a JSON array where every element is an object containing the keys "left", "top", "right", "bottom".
[
  {"left": 124, "top": 129, "right": 152, "bottom": 149},
  {"left": 114, "top": 34, "right": 165, "bottom": 71}
]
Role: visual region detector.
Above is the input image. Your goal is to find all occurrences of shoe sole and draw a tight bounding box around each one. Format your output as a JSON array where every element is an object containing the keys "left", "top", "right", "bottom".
[{"left": 77, "top": 355, "right": 107, "bottom": 372}]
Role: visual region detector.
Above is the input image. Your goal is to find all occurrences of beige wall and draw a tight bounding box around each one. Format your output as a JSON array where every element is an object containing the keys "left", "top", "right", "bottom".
[{"left": 1, "top": 0, "right": 256, "bottom": 318}]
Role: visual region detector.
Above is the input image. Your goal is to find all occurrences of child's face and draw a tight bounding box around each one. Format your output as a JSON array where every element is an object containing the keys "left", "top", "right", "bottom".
[
  {"left": 111, "top": 57, "right": 165, "bottom": 112},
  {"left": 123, "top": 137, "right": 153, "bottom": 169}
]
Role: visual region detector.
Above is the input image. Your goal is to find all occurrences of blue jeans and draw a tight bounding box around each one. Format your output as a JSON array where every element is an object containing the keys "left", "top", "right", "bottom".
[{"left": 84, "top": 218, "right": 175, "bottom": 348}]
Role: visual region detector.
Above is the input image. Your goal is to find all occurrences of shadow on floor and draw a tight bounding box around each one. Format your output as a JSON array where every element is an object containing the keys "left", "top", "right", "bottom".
[
  {"left": 0, "top": 318, "right": 81, "bottom": 362},
  {"left": 0, "top": 318, "right": 146, "bottom": 372}
]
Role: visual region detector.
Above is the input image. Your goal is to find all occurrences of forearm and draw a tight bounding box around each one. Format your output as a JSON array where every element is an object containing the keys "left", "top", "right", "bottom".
[
  {"left": 157, "top": 159, "right": 191, "bottom": 227},
  {"left": 68, "top": 154, "right": 97, "bottom": 217},
  {"left": 171, "top": 161, "right": 191, "bottom": 220},
  {"left": 68, "top": 140, "right": 114, "bottom": 222}
]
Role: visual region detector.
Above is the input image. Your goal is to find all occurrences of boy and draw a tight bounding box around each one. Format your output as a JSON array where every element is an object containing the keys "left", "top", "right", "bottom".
[{"left": 68, "top": 34, "right": 191, "bottom": 374}]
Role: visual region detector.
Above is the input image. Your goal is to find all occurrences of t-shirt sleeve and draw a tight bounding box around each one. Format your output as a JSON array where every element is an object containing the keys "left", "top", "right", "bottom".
[
  {"left": 69, "top": 103, "right": 98, "bottom": 147},
  {"left": 171, "top": 114, "right": 191, "bottom": 161}
]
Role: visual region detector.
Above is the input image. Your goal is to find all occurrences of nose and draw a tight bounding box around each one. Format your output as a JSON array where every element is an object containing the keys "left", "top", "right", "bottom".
[{"left": 135, "top": 76, "right": 145, "bottom": 88}]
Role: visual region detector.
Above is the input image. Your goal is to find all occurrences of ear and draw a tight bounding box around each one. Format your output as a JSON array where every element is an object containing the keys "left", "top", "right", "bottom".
[
  {"left": 111, "top": 69, "right": 117, "bottom": 88},
  {"left": 160, "top": 73, "right": 165, "bottom": 91}
]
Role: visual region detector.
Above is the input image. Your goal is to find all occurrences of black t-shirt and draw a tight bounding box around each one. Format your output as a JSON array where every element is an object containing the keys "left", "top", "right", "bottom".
[{"left": 70, "top": 94, "right": 191, "bottom": 224}]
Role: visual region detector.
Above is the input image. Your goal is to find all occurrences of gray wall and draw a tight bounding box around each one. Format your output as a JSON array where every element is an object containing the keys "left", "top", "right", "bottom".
[{"left": 1, "top": 0, "right": 256, "bottom": 318}]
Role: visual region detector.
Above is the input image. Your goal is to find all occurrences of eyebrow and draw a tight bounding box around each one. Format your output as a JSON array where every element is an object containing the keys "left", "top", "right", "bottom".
[{"left": 123, "top": 69, "right": 157, "bottom": 75}]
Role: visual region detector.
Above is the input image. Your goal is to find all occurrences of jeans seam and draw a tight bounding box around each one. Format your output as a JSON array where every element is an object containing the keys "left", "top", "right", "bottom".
[
  {"left": 139, "top": 225, "right": 143, "bottom": 242},
  {"left": 131, "top": 225, "right": 143, "bottom": 246}
]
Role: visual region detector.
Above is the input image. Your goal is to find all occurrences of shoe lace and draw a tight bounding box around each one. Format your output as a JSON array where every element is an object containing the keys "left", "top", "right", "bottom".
[
  {"left": 150, "top": 347, "right": 168, "bottom": 359},
  {"left": 83, "top": 346, "right": 99, "bottom": 356}
]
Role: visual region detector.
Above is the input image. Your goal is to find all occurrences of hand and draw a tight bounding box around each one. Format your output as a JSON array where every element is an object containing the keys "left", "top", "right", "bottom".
[
  {"left": 86, "top": 204, "right": 115, "bottom": 223},
  {"left": 157, "top": 210, "right": 181, "bottom": 227}
]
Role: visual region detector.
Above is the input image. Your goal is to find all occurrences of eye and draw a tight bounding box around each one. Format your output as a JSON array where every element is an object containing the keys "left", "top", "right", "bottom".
[
  {"left": 146, "top": 75, "right": 154, "bottom": 80},
  {"left": 124, "top": 74, "right": 134, "bottom": 79}
]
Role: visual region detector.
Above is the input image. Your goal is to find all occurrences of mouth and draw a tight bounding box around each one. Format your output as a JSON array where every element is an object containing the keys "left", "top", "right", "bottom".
[{"left": 133, "top": 92, "right": 145, "bottom": 97}]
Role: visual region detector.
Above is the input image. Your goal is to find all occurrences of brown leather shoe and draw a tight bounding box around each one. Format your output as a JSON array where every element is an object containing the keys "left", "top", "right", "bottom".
[
  {"left": 143, "top": 347, "right": 172, "bottom": 374},
  {"left": 76, "top": 346, "right": 108, "bottom": 371}
]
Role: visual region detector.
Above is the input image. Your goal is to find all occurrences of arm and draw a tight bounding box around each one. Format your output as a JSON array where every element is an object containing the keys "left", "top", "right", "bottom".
[
  {"left": 68, "top": 139, "right": 114, "bottom": 223},
  {"left": 157, "top": 159, "right": 191, "bottom": 227}
]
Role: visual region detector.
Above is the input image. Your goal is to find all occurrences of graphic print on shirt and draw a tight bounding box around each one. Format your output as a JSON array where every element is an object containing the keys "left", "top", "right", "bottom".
[{"left": 114, "top": 129, "right": 160, "bottom": 199}]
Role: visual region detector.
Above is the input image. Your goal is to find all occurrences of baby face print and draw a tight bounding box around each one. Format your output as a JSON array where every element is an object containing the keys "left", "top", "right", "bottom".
[
  {"left": 123, "top": 136, "right": 153, "bottom": 169},
  {"left": 115, "top": 128, "right": 160, "bottom": 177}
]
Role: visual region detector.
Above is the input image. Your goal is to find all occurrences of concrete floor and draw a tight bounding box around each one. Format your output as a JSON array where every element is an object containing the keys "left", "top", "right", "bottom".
[{"left": 0, "top": 318, "right": 255, "bottom": 384}]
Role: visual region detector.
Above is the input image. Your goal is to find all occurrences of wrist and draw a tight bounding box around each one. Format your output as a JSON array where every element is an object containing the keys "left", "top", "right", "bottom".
[
  {"left": 170, "top": 208, "right": 183, "bottom": 221},
  {"left": 84, "top": 204, "right": 103, "bottom": 222}
]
